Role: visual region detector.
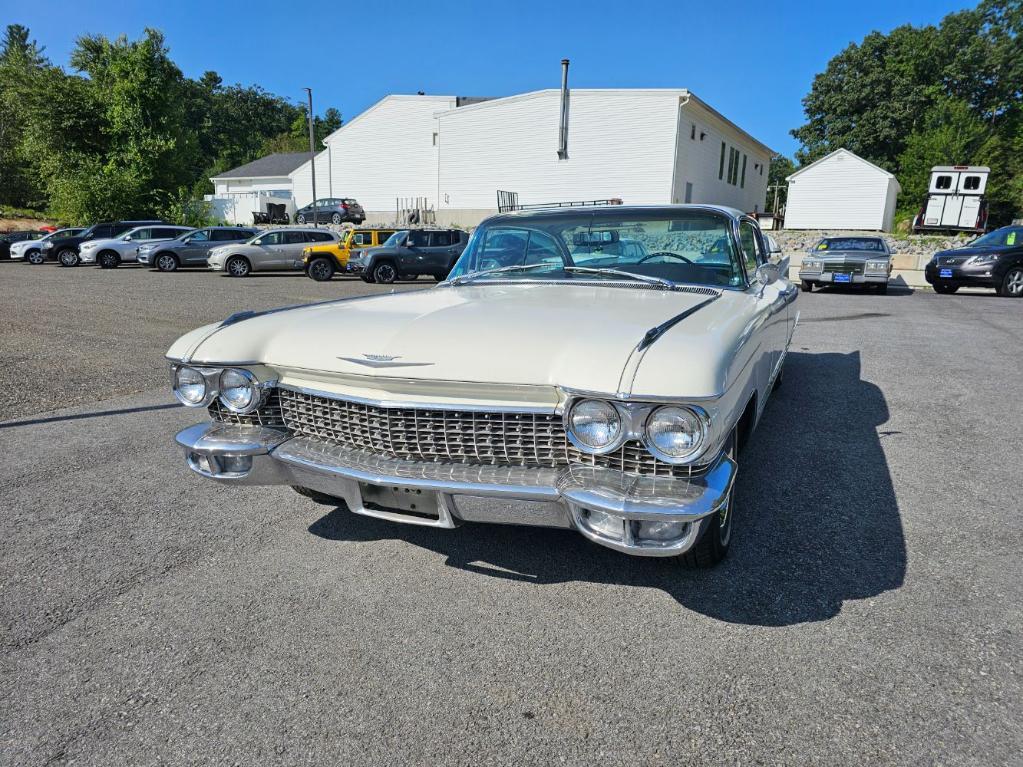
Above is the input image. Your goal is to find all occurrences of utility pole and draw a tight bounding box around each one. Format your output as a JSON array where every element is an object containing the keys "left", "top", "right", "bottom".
[{"left": 303, "top": 87, "right": 317, "bottom": 227}]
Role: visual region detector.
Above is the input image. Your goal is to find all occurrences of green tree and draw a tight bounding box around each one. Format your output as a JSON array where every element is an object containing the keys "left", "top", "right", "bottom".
[
  {"left": 0, "top": 24, "right": 48, "bottom": 207},
  {"left": 765, "top": 155, "right": 795, "bottom": 212},
  {"left": 791, "top": 0, "right": 1023, "bottom": 224}
]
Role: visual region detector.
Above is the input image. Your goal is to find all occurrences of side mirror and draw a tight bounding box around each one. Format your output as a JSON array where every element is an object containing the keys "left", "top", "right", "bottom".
[
  {"left": 766, "top": 235, "right": 782, "bottom": 259},
  {"left": 755, "top": 262, "right": 781, "bottom": 284},
  {"left": 124, "top": 235, "right": 133, "bottom": 241}
]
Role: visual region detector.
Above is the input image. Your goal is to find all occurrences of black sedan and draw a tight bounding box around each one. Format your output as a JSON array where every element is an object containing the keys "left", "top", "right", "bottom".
[{"left": 925, "top": 225, "right": 1023, "bottom": 297}]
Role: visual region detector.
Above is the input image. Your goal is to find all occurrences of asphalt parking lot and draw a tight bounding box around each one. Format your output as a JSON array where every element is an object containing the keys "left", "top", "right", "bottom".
[{"left": 2, "top": 262, "right": 1021, "bottom": 765}]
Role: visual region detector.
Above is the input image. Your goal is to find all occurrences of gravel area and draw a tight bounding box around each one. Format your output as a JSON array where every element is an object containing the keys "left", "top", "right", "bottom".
[
  {"left": 0, "top": 261, "right": 412, "bottom": 421},
  {"left": 1, "top": 269, "right": 1021, "bottom": 765}
]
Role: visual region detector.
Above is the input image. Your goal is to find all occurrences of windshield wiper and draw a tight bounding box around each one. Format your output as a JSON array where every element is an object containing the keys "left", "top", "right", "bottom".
[
  {"left": 563, "top": 266, "right": 675, "bottom": 289},
  {"left": 447, "top": 263, "right": 555, "bottom": 285}
]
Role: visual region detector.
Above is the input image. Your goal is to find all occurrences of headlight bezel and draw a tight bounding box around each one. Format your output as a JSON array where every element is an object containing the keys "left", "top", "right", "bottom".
[
  {"left": 565, "top": 398, "right": 626, "bottom": 454},
  {"left": 865, "top": 259, "right": 889, "bottom": 272},
  {"left": 172, "top": 365, "right": 213, "bottom": 407},
  {"left": 218, "top": 367, "right": 262, "bottom": 414},
  {"left": 170, "top": 364, "right": 272, "bottom": 412},
  {"left": 965, "top": 253, "right": 997, "bottom": 266},
  {"left": 563, "top": 395, "right": 713, "bottom": 465},
  {"left": 643, "top": 405, "right": 709, "bottom": 463}
]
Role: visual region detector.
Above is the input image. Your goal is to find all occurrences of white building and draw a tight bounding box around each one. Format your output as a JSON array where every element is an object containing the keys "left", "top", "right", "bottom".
[
  {"left": 784, "top": 148, "right": 901, "bottom": 231},
  {"left": 436, "top": 89, "right": 772, "bottom": 225},
  {"left": 207, "top": 152, "right": 309, "bottom": 225},
  {"left": 289, "top": 95, "right": 457, "bottom": 213},
  {"left": 289, "top": 89, "right": 772, "bottom": 227}
]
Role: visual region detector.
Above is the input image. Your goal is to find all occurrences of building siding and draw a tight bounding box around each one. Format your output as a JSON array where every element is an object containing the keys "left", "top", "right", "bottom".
[
  {"left": 674, "top": 101, "right": 771, "bottom": 213},
  {"left": 290, "top": 95, "right": 456, "bottom": 212},
  {"left": 785, "top": 150, "right": 898, "bottom": 231},
  {"left": 436, "top": 90, "right": 681, "bottom": 215}
]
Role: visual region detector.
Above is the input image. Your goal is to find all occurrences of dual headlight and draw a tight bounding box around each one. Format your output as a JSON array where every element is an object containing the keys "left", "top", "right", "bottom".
[
  {"left": 566, "top": 399, "right": 707, "bottom": 463},
  {"left": 865, "top": 260, "right": 889, "bottom": 272},
  {"left": 802, "top": 258, "right": 821, "bottom": 270},
  {"left": 172, "top": 365, "right": 263, "bottom": 413}
]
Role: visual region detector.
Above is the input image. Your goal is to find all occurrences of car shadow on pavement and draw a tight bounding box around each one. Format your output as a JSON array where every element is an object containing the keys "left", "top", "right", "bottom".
[{"left": 308, "top": 351, "right": 906, "bottom": 626}]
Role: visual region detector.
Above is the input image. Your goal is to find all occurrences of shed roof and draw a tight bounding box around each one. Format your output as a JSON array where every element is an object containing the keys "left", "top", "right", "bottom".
[
  {"left": 211, "top": 152, "right": 311, "bottom": 180},
  {"left": 786, "top": 148, "right": 899, "bottom": 187}
]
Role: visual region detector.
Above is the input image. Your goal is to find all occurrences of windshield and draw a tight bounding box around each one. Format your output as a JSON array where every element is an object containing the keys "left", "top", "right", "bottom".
[
  {"left": 447, "top": 211, "right": 744, "bottom": 288},
  {"left": 970, "top": 227, "right": 1020, "bottom": 248},
  {"left": 816, "top": 238, "right": 885, "bottom": 252},
  {"left": 382, "top": 230, "right": 408, "bottom": 247}
]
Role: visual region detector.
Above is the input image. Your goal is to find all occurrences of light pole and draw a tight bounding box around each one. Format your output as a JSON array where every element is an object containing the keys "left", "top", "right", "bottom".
[{"left": 302, "top": 87, "right": 317, "bottom": 227}]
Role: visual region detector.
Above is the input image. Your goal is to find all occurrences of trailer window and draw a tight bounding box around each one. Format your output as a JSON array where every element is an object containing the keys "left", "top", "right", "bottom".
[
  {"left": 963, "top": 176, "right": 981, "bottom": 190},
  {"left": 935, "top": 175, "right": 953, "bottom": 190}
]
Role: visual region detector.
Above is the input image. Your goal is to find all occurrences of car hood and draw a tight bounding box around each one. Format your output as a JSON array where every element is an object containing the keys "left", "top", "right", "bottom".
[
  {"left": 169, "top": 283, "right": 747, "bottom": 397},
  {"left": 812, "top": 250, "right": 889, "bottom": 261},
  {"left": 80, "top": 237, "right": 123, "bottom": 249}
]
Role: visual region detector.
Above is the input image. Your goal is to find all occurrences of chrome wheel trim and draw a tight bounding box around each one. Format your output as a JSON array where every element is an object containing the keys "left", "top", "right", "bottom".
[
  {"left": 375, "top": 263, "right": 396, "bottom": 282},
  {"left": 58, "top": 249, "right": 77, "bottom": 266},
  {"left": 99, "top": 252, "right": 117, "bottom": 268},
  {"left": 1007, "top": 270, "right": 1023, "bottom": 296},
  {"left": 227, "top": 258, "right": 249, "bottom": 277},
  {"left": 157, "top": 254, "right": 177, "bottom": 271},
  {"left": 297, "top": 215, "right": 306, "bottom": 224}
]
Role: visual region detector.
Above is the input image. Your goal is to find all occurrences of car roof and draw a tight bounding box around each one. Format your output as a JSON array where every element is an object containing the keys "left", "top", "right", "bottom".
[{"left": 485, "top": 204, "right": 746, "bottom": 226}]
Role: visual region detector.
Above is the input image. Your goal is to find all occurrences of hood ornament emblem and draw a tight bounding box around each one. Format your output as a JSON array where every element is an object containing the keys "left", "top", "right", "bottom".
[{"left": 338, "top": 354, "right": 434, "bottom": 368}]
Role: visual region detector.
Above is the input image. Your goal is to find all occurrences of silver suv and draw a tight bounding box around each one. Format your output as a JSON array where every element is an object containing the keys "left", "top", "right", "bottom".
[
  {"left": 139, "top": 227, "right": 257, "bottom": 271},
  {"left": 206, "top": 228, "right": 340, "bottom": 277}
]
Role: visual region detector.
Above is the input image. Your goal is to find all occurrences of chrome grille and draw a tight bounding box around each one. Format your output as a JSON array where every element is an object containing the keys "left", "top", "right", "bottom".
[
  {"left": 209, "top": 387, "right": 698, "bottom": 478},
  {"left": 823, "top": 261, "right": 864, "bottom": 275}
]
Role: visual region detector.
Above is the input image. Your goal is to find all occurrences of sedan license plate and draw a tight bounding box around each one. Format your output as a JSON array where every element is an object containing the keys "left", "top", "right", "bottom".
[
  {"left": 940, "top": 268, "right": 953, "bottom": 278},
  {"left": 833, "top": 273, "right": 852, "bottom": 283}
]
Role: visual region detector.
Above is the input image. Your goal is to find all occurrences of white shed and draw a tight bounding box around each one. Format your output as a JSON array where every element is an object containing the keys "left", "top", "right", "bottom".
[{"left": 784, "top": 148, "right": 900, "bottom": 231}]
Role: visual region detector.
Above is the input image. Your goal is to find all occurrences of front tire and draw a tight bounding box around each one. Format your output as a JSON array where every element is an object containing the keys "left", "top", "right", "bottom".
[
  {"left": 679, "top": 432, "right": 736, "bottom": 569},
  {"left": 58, "top": 248, "right": 79, "bottom": 267},
  {"left": 372, "top": 261, "right": 397, "bottom": 284},
  {"left": 933, "top": 283, "right": 959, "bottom": 294},
  {"left": 98, "top": 251, "right": 119, "bottom": 269},
  {"left": 307, "top": 257, "right": 336, "bottom": 282},
  {"left": 27, "top": 250, "right": 45, "bottom": 265},
  {"left": 998, "top": 267, "right": 1023, "bottom": 297},
  {"left": 226, "top": 256, "right": 251, "bottom": 277},
  {"left": 296, "top": 214, "right": 307, "bottom": 225},
  {"left": 800, "top": 280, "right": 814, "bottom": 292},
  {"left": 156, "top": 253, "right": 179, "bottom": 272}
]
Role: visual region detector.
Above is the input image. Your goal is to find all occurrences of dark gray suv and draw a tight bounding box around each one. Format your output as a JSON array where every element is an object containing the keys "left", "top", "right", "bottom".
[
  {"left": 138, "top": 226, "right": 258, "bottom": 271},
  {"left": 295, "top": 198, "right": 365, "bottom": 225},
  {"left": 352, "top": 229, "right": 470, "bottom": 283}
]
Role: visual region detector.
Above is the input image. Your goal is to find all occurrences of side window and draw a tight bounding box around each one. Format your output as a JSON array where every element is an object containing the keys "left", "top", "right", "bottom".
[
  {"left": 131, "top": 228, "right": 152, "bottom": 240},
  {"left": 935, "top": 175, "right": 953, "bottom": 190},
  {"left": 431, "top": 231, "right": 453, "bottom": 247},
  {"left": 480, "top": 228, "right": 528, "bottom": 265},
  {"left": 156, "top": 228, "right": 183, "bottom": 238},
  {"left": 191, "top": 230, "right": 212, "bottom": 242},
  {"left": 259, "top": 231, "right": 283, "bottom": 245},
  {"left": 210, "top": 230, "right": 239, "bottom": 242},
  {"left": 352, "top": 232, "right": 371, "bottom": 246},
  {"left": 738, "top": 221, "right": 761, "bottom": 280},
  {"left": 409, "top": 230, "right": 430, "bottom": 247},
  {"left": 308, "top": 231, "right": 333, "bottom": 242},
  {"left": 524, "top": 231, "right": 562, "bottom": 264},
  {"left": 283, "top": 231, "right": 308, "bottom": 244}
]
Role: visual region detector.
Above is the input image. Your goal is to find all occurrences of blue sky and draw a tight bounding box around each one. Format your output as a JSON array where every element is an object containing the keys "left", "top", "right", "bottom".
[{"left": 5, "top": 0, "right": 975, "bottom": 158}]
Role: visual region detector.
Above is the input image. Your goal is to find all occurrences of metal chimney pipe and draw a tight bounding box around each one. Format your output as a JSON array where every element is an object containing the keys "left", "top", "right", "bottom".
[{"left": 558, "top": 59, "right": 570, "bottom": 159}]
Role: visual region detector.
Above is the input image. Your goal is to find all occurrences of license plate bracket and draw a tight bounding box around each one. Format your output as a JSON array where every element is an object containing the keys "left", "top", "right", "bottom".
[
  {"left": 360, "top": 483, "right": 440, "bottom": 520},
  {"left": 834, "top": 273, "right": 852, "bottom": 283}
]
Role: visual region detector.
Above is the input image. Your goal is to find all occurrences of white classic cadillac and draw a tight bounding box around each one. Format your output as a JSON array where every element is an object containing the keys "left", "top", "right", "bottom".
[{"left": 169, "top": 205, "right": 797, "bottom": 566}]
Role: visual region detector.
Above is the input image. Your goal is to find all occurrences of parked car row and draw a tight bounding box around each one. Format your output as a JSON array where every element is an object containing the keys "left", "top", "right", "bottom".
[{"left": 4, "top": 218, "right": 470, "bottom": 283}]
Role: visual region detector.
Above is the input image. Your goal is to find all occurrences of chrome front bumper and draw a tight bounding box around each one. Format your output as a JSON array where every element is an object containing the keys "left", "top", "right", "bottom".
[
  {"left": 175, "top": 422, "right": 736, "bottom": 557},
  {"left": 799, "top": 271, "right": 888, "bottom": 284}
]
